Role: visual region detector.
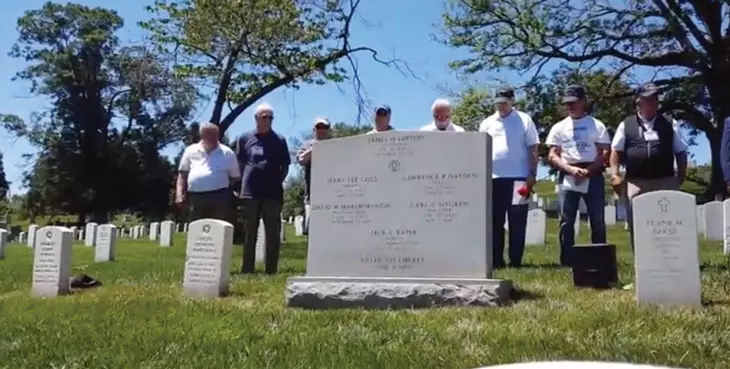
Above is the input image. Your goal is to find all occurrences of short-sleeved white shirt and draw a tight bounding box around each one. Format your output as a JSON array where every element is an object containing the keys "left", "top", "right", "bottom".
[
  {"left": 419, "top": 122, "right": 465, "bottom": 132},
  {"left": 610, "top": 116, "right": 687, "bottom": 153},
  {"left": 545, "top": 115, "right": 611, "bottom": 164},
  {"left": 178, "top": 143, "right": 240, "bottom": 193},
  {"left": 478, "top": 110, "right": 540, "bottom": 178}
]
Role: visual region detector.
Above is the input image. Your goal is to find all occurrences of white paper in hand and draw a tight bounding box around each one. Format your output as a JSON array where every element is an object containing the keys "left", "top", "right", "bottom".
[
  {"left": 512, "top": 181, "right": 530, "bottom": 205},
  {"left": 561, "top": 175, "right": 589, "bottom": 194}
]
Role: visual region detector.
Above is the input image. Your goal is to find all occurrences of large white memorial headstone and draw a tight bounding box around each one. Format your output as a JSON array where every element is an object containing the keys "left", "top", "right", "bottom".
[
  {"left": 183, "top": 219, "right": 234, "bottom": 298},
  {"left": 27, "top": 224, "right": 38, "bottom": 248},
  {"left": 84, "top": 222, "right": 97, "bottom": 247},
  {"left": 703, "top": 201, "right": 723, "bottom": 241},
  {"left": 160, "top": 220, "right": 174, "bottom": 247},
  {"left": 286, "top": 131, "right": 511, "bottom": 309},
  {"left": 632, "top": 191, "right": 701, "bottom": 308},
  {"left": 32, "top": 226, "right": 73, "bottom": 297},
  {"left": 95, "top": 224, "right": 117, "bottom": 262},
  {"left": 525, "top": 209, "right": 546, "bottom": 245}
]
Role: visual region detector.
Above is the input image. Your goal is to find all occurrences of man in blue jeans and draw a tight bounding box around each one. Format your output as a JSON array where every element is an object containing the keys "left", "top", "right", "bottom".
[
  {"left": 545, "top": 85, "right": 611, "bottom": 266},
  {"left": 479, "top": 87, "right": 540, "bottom": 268}
]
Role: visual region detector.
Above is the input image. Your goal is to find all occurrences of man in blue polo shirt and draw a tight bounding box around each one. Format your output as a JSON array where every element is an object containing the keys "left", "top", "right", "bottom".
[{"left": 236, "top": 102, "right": 290, "bottom": 274}]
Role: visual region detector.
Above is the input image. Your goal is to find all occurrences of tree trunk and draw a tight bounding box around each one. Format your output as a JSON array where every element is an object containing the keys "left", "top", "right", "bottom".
[{"left": 707, "top": 128, "right": 725, "bottom": 200}]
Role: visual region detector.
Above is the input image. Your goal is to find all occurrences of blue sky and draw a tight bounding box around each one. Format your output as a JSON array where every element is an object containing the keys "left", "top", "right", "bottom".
[{"left": 0, "top": 0, "right": 711, "bottom": 195}]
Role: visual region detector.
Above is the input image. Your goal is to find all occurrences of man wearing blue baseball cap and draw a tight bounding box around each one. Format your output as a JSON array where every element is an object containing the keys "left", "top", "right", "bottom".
[
  {"left": 546, "top": 85, "right": 611, "bottom": 266},
  {"left": 367, "top": 104, "right": 395, "bottom": 134}
]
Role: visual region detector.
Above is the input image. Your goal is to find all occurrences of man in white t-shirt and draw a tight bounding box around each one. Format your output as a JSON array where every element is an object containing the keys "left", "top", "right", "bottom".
[
  {"left": 366, "top": 104, "right": 395, "bottom": 134},
  {"left": 545, "top": 85, "right": 611, "bottom": 266},
  {"left": 176, "top": 122, "right": 241, "bottom": 221},
  {"left": 478, "top": 87, "right": 539, "bottom": 268},
  {"left": 419, "top": 99, "right": 466, "bottom": 132}
]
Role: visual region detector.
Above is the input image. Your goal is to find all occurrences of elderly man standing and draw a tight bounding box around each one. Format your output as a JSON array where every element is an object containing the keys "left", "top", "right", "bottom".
[
  {"left": 176, "top": 122, "right": 240, "bottom": 221},
  {"left": 420, "top": 98, "right": 466, "bottom": 132},
  {"left": 609, "top": 83, "right": 687, "bottom": 249},
  {"left": 236, "top": 102, "right": 290, "bottom": 275},
  {"left": 546, "top": 85, "right": 611, "bottom": 266},
  {"left": 367, "top": 104, "right": 395, "bottom": 134},
  {"left": 297, "top": 117, "right": 332, "bottom": 235},
  {"left": 478, "top": 87, "right": 539, "bottom": 268}
]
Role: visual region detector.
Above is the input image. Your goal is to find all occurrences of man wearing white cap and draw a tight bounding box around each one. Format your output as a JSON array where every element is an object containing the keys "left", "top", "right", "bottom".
[
  {"left": 297, "top": 117, "right": 332, "bottom": 235},
  {"left": 420, "top": 98, "right": 466, "bottom": 132}
]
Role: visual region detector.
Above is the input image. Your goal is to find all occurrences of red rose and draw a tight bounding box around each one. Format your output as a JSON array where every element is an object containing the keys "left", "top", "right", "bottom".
[{"left": 517, "top": 185, "right": 530, "bottom": 198}]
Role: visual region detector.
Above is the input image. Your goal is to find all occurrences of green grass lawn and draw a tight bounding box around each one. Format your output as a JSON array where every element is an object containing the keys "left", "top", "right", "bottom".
[{"left": 2, "top": 221, "right": 730, "bottom": 369}]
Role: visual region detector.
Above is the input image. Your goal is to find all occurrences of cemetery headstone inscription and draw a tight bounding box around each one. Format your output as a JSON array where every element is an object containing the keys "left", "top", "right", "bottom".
[
  {"left": 286, "top": 131, "right": 512, "bottom": 309},
  {"left": 182, "top": 219, "right": 234, "bottom": 298},
  {"left": 632, "top": 191, "right": 701, "bottom": 308},
  {"left": 525, "top": 208, "right": 546, "bottom": 245},
  {"left": 32, "top": 226, "right": 73, "bottom": 297}
]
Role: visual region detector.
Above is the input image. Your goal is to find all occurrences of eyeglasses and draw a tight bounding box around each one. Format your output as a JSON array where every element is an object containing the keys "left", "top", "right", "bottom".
[{"left": 259, "top": 115, "right": 274, "bottom": 120}]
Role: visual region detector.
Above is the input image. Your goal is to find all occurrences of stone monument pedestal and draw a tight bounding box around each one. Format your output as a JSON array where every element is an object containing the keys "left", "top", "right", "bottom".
[{"left": 286, "top": 277, "right": 513, "bottom": 309}]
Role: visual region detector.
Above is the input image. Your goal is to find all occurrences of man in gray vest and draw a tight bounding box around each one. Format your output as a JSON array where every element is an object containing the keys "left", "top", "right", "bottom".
[{"left": 609, "top": 83, "right": 687, "bottom": 249}]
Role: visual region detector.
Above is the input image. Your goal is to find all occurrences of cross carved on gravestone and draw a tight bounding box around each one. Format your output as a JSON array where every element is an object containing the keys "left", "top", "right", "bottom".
[{"left": 657, "top": 197, "right": 670, "bottom": 213}]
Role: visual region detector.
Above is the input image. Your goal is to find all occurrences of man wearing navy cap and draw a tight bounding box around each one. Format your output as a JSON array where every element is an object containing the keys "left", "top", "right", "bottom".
[
  {"left": 367, "top": 104, "right": 394, "bottom": 134},
  {"left": 546, "top": 85, "right": 611, "bottom": 266},
  {"left": 609, "top": 83, "right": 687, "bottom": 250},
  {"left": 297, "top": 117, "right": 332, "bottom": 235},
  {"left": 479, "top": 86, "right": 539, "bottom": 268}
]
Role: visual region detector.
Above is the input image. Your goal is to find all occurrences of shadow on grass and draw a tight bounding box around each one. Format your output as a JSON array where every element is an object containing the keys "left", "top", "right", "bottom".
[
  {"left": 700, "top": 263, "right": 730, "bottom": 272},
  {"left": 509, "top": 286, "right": 544, "bottom": 302}
]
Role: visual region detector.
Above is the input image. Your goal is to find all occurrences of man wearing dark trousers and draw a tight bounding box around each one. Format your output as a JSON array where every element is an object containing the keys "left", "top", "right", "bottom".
[
  {"left": 236, "top": 102, "right": 290, "bottom": 274},
  {"left": 478, "top": 87, "right": 539, "bottom": 268}
]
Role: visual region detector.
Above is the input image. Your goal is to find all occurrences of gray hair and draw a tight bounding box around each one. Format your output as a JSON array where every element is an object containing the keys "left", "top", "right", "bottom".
[
  {"left": 198, "top": 122, "right": 219, "bottom": 134},
  {"left": 254, "top": 102, "right": 274, "bottom": 118},
  {"left": 431, "top": 98, "right": 451, "bottom": 112}
]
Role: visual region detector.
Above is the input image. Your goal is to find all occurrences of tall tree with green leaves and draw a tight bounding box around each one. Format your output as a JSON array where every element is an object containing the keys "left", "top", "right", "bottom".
[
  {"left": 1, "top": 2, "right": 196, "bottom": 222},
  {"left": 141, "top": 0, "right": 401, "bottom": 135},
  {"left": 442, "top": 0, "right": 730, "bottom": 195}
]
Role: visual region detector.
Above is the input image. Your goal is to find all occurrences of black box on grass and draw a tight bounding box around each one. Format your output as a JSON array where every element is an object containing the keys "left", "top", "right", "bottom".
[{"left": 571, "top": 243, "right": 618, "bottom": 289}]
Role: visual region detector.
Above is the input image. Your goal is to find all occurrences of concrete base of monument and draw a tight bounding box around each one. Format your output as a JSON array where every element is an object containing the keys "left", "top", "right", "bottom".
[{"left": 285, "top": 276, "right": 513, "bottom": 309}]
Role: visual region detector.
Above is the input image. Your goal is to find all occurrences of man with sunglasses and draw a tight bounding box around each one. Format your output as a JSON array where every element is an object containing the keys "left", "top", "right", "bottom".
[
  {"left": 236, "top": 102, "right": 290, "bottom": 275},
  {"left": 297, "top": 117, "right": 332, "bottom": 235},
  {"left": 367, "top": 104, "right": 395, "bottom": 134},
  {"left": 546, "top": 85, "right": 611, "bottom": 266},
  {"left": 609, "top": 83, "right": 687, "bottom": 251},
  {"left": 420, "top": 98, "right": 465, "bottom": 132}
]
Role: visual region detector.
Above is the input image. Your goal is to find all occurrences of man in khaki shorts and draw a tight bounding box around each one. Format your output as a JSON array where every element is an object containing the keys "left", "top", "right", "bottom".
[{"left": 608, "top": 83, "right": 687, "bottom": 250}]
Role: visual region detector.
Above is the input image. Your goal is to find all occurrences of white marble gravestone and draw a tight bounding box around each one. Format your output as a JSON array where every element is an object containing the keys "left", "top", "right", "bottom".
[
  {"left": 77, "top": 230, "right": 84, "bottom": 241},
  {"left": 27, "top": 224, "right": 38, "bottom": 248},
  {"left": 160, "top": 220, "right": 174, "bottom": 247},
  {"left": 18, "top": 232, "right": 26, "bottom": 244},
  {"left": 95, "top": 224, "right": 117, "bottom": 262},
  {"left": 604, "top": 205, "right": 616, "bottom": 226},
  {"left": 574, "top": 214, "right": 580, "bottom": 236},
  {"left": 0, "top": 229, "right": 6, "bottom": 260},
  {"left": 32, "top": 226, "right": 73, "bottom": 297},
  {"left": 280, "top": 221, "right": 286, "bottom": 242},
  {"left": 525, "top": 209, "right": 546, "bottom": 245},
  {"left": 478, "top": 362, "right": 683, "bottom": 369},
  {"left": 183, "top": 223, "right": 189, "bottom": 233},
  {"left": 724, "top": 199, "right": 730, "bottom": 255},
  {"left": 696, "top": 205, "right": 705, "bottom": 234},
  {"left": 632, "top": 191, "right": 701, "bottom": 308},
  {"left": 286, "top": 131, "right": 511, "bottom": 309},
  {"left": 294, "top": 216, "right": 304, "bottom": 236},
  {"left": 84, "top": 222, "right": 97, "bottom": 247},
  {"left": 703, "top": 201, "right": 723, "bottom": 241},
  {"left": 149, "top": 222, "right": 160, "bottom": 241},
  {"left": 183, "top": 219, "right": 234, "bottom": 298},
  {"left": 255, "top": 220, "right": 266, "bottom": 263}
]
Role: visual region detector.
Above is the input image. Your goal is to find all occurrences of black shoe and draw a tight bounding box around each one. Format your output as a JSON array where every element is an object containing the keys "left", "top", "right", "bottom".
[{"left": 69, "top": 274, "right": 102, "bottom": 289}]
